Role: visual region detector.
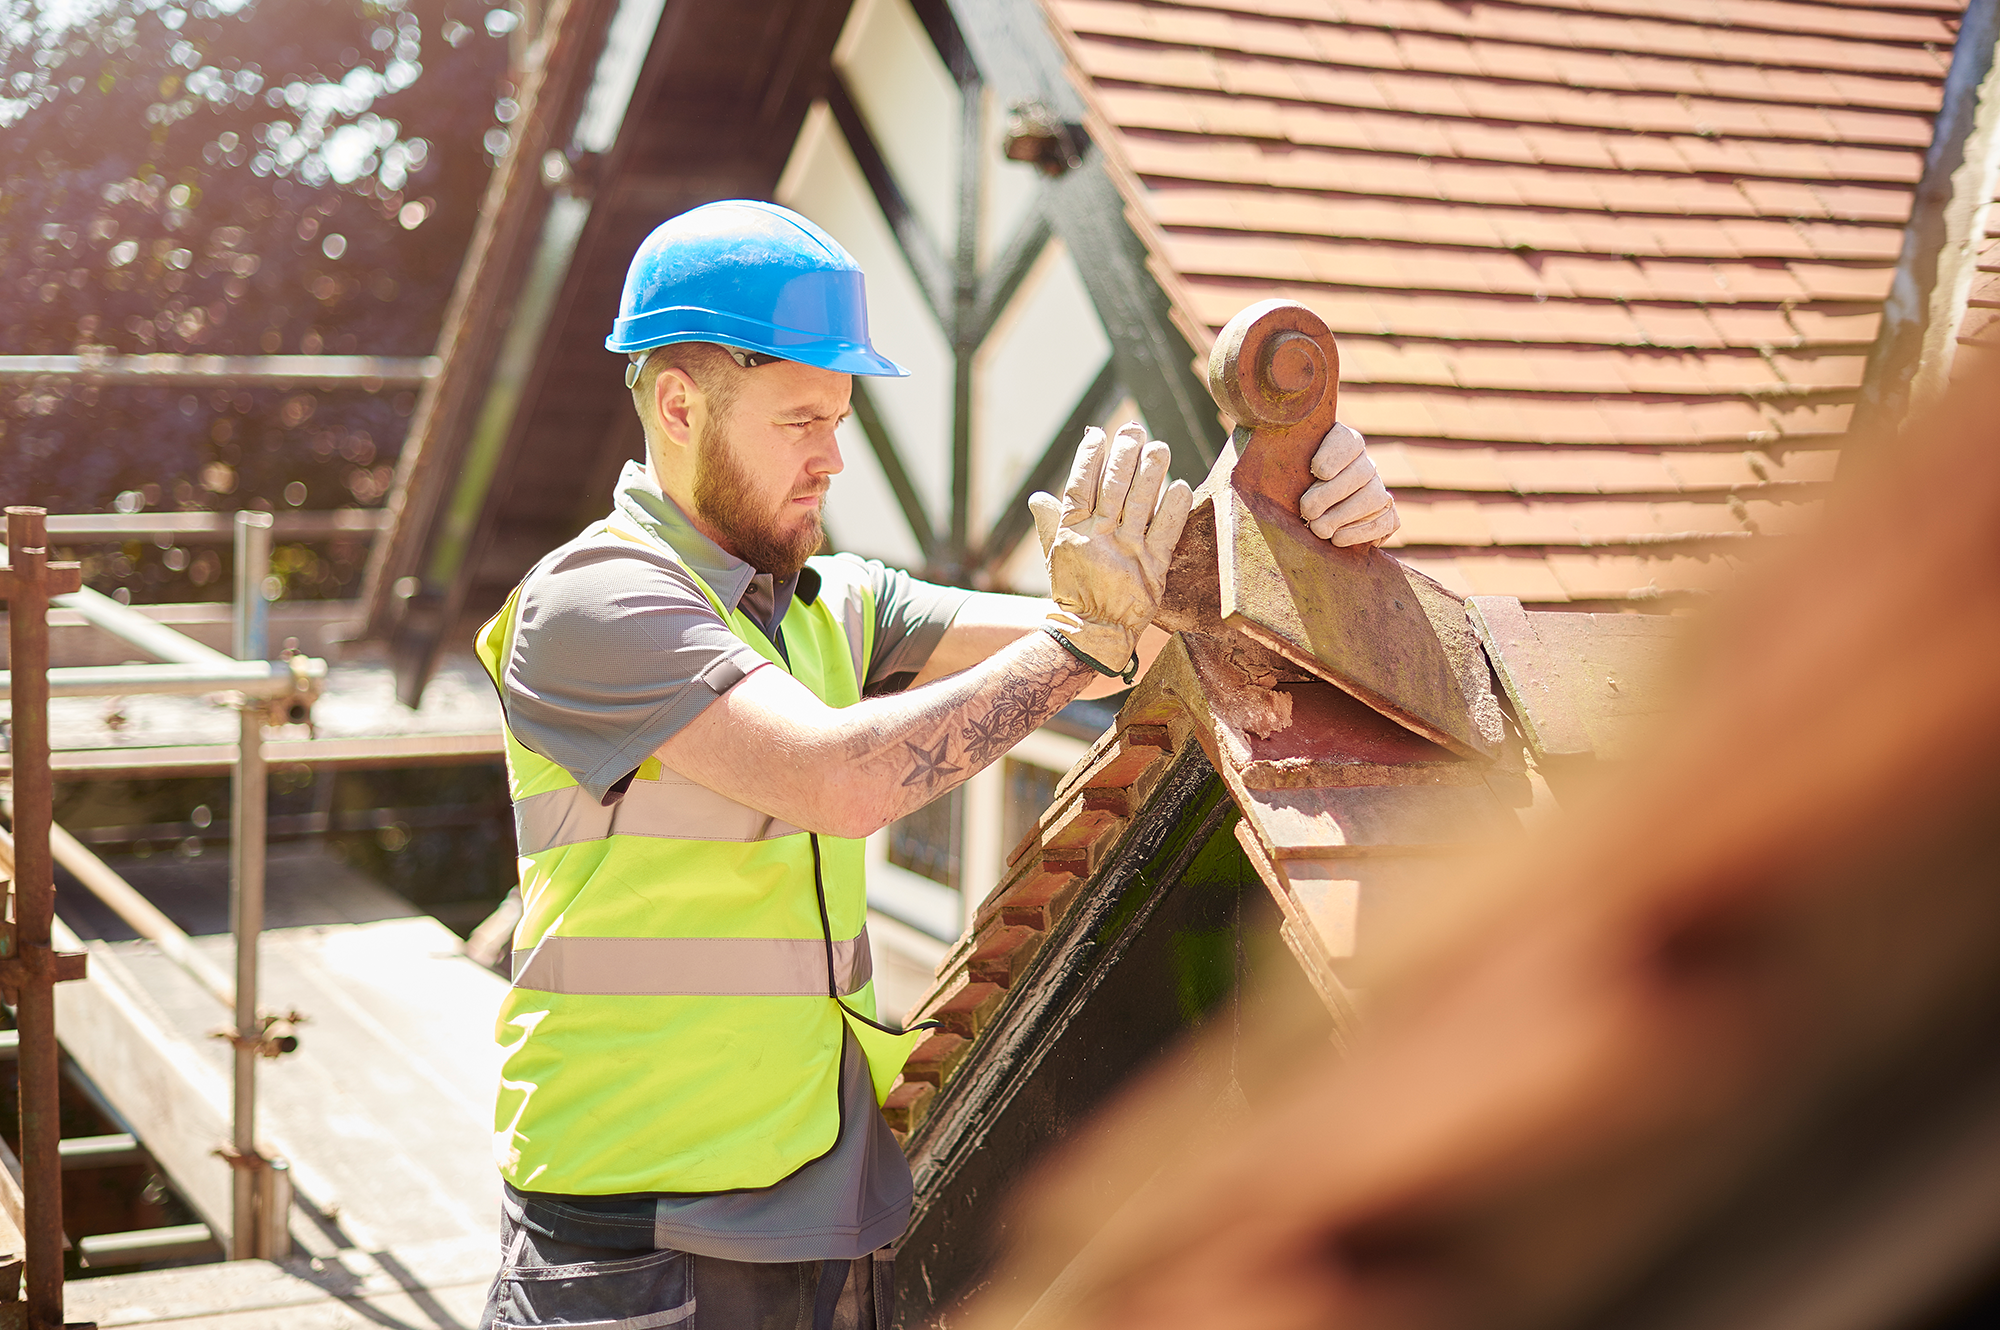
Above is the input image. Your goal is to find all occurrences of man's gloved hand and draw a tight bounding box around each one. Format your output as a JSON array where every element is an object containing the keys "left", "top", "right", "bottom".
[
  {"left": 1029, "top": 423, "right": 1193, "bottom": 677},
  {"left": 1301, "top": 422, "right": 1399, "bottom": 547}
]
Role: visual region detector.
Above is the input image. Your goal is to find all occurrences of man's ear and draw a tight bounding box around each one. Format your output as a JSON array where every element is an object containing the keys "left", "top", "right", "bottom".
[{"left": 654, "top": 366, "right": 700, "bottom": 453}]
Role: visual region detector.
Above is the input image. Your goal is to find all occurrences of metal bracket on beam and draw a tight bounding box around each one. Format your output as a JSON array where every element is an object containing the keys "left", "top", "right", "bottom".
[
  {"left": 0, "top": 948, "right": 89, "bottom": 1009},
  {"left": 208, "top": 1010, "right": 306, "bottom": 1060}
]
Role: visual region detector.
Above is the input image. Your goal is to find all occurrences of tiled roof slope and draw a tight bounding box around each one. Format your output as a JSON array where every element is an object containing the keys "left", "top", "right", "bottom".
[{"left": 1044, "top": 0, "right": 1966, "bottom": 606}]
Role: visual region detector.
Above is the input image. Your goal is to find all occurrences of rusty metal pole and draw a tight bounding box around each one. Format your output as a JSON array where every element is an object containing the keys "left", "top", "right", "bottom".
[
  {"left": 3, "top": 508, "right": 82, "bottom": 1330},
  {"left": 226, "top": 512, "right": 272, "bottom": 1260}
]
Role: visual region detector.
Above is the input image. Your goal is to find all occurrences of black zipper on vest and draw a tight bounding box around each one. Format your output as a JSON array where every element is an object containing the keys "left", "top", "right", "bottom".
[
  {"left": 809, "top": 833, "right": 940, "bottom": 1035},
  {"left": 778, "top": 603, "right": 938, "bottom": 1035}
]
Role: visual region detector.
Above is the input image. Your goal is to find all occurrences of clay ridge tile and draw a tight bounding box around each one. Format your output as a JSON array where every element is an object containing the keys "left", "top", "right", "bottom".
[{"left": 888, "top": 718, "right": 1194, "bottom": 1142}]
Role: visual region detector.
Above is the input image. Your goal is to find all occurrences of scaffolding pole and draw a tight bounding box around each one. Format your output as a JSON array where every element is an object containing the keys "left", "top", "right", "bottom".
[
  {"left": 0, "top": 660, "right": 321, "bottom": 704},
  {"left": 0, "top": 508, "right": 90, "bottom": 1330},
  {"left": 0, "top": 354, "right": 437, "bottom": 388},
  {"left": 0, "top": 508, "right": 314, "bottom": 1270},
  {"left": 224, "top": 513, "right": 287, "bottom": 1261}
]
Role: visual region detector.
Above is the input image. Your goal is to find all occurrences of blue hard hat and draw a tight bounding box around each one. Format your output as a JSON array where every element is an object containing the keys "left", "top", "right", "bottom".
[{"left": 606, "top": 199, "right": 908, "bottom": 377}]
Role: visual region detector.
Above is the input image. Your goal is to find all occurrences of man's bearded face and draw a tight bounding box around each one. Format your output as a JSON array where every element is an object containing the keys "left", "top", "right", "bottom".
[{"left": 692, "top": 407, "right": 826, "bottom": 578}]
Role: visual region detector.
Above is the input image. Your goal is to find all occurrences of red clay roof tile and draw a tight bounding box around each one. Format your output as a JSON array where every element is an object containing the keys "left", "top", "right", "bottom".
[
  {"left": 1564, "top": 0, "right": 1955, "bottom": 43},
  {"left": 1070, "top": 0, "right": 1954, "bottom": 77},
  {"left": 1543, "top": 547, "right": 1747, "bottom": 599},
  {"left": 1175, "top": 0, "right": 1958, "bottom": 44},
  {"left": 1399, "top": 550, "right": 1571, "bottom": 601},
  {"left": 1182, "top": 281, "right": 1746, "bottom": 346},
  {"left": 1365, "top": 442, "right": 1840, "bottom": 494},
  {"left": 1786, "top": 262, "right": 1896, "bottom": 300},
  {"left": 1409, "top": 494, "right": 1807, "bottom": 547},
  {"left": 1490, "top": 446, "right": 1683, "bottom": 492},
  {"left": 1047, "top": 0, "right": 1955, "bottom": 605}
]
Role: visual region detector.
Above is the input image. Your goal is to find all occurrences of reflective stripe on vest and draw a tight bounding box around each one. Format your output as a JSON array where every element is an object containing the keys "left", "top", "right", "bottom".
[
  {"left": 510, "top": 928, "right": 873, "bottom": 997},
  {"left": 514, "top": 774, "right": 804, "bottom": 854}
]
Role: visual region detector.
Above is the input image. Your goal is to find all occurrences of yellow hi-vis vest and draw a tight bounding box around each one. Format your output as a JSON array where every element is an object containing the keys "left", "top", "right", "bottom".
[{"left": 476, "top": 536, "right": 925, "bottom": 1196}]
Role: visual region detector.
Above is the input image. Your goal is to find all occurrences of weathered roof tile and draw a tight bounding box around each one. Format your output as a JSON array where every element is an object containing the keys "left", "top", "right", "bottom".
[{"left": 1048, "top": 0, "right": 1955, "bottom": 604}]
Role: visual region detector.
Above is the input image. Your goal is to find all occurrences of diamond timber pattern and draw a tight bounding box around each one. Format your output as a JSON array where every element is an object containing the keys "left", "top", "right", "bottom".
[{"left": 1041, "top": 0, "right": 1971, "bottom": 605}]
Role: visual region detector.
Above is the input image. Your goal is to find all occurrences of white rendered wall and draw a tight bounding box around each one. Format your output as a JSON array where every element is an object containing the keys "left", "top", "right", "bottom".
[
  {"left": 972, "top": 236, "right": 1113, "bottom": 553},
  {"left": 832, "top": 0, "right": 960, "bottom": 267}
]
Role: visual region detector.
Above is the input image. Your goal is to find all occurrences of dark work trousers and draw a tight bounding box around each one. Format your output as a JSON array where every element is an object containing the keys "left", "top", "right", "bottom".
[{"left": 479, "top": 1200, "right": 891, "bottom": 1330}]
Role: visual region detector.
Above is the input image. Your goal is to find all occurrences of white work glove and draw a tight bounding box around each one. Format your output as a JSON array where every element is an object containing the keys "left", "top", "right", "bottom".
[
  {"left": 1029, "top": 423, "right": 1193, "bottom": 679},
  {"left": 1301, "top": 422, "right": 1399, "bottom": 546}
]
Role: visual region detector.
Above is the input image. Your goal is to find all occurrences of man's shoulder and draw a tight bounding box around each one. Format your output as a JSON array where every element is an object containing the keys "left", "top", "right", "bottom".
[
  {"left": 525, "top": 521, "right": 697, "bottom": 594},
  {"left": 515, "top": 522, "right": 718, "bottom": 638},
  {"left": 806, "top": 551, "right": 931, "bottom": 620}
]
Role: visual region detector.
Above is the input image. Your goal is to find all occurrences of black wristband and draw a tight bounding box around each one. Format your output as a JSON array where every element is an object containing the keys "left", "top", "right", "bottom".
[{"left": 1044, "top": 625, "right": 1139, "bottom": 686}]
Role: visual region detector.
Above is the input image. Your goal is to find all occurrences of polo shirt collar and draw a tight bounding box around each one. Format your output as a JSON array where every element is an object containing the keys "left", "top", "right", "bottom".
[{"left": 612, "top": 460, "right": 805, "bottom": 630}]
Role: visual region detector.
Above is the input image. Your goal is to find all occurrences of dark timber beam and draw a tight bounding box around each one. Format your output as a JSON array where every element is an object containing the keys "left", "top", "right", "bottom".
[
  {"left": 1854, "top": 0, "right": 2000, "bottom": 436},
  {"left": 947, "top": 16, "right": 983, "bottom": 578},
  {"left": 911, "top": 0, "right": 976, "bottom": 84},
  {"left": 968, "top": 208, "right": 1053, "bottom": 354},
  {"left": 850, "top": 379, "right": 943, "bottom": 569},
  {"left": 380, "top": 0, "right": 855, "bottom": 705},
  {"left": 943, "top": 0, "right": 1218, "bottom": 479},
  {"left": 361, "top": 0, "right": 622, "bottom": 650},
  {"left": 825, "top": 74, "right": 954, "bottom": 327},
  {"left": 406, "top": 0, "right": 706, "bottom": 704}
]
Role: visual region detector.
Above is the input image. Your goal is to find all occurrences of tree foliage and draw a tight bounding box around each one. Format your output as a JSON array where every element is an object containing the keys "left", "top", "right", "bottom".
[{"left": 1, "top": 0, "right": 515, "bottom": 600}]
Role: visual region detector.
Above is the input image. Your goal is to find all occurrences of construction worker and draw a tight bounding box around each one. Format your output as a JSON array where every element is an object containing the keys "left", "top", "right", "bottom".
[{"left": 474, "top": 200, "right": 1399, "bottom": 1330}]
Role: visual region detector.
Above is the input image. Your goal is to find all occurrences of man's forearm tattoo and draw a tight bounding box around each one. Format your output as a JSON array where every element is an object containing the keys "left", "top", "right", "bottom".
[
  {"left": 900, "top": 733, "right": 964, "bottom": 792},
  {"left": 959, "top": 656, "right": 1075, "bottom": 769},
  {"left": 852, "top": 638, "right": 1091, "bottom": 819}
]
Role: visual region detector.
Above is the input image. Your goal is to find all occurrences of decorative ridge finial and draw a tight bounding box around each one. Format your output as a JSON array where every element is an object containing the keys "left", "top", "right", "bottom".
[
  {"left": 1206, "top": 298, "right": 1337, "bottom": 432},
  {"left": 1204, "top": 299, "right": 1342, "bottom": 515}
]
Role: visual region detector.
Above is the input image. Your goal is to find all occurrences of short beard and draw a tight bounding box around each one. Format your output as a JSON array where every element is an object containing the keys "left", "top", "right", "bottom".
[{"left": 692, "top": 414, "right": 825, "bottom": 577}]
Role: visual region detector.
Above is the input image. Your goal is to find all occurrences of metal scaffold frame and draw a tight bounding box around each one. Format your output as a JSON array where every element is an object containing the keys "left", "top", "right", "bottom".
[
  {"left": 0, "top": 507, "right": 90, "bottom": 1329},
  {"left": 0, "top": 507, "right": 327, "bottom": 1305}
]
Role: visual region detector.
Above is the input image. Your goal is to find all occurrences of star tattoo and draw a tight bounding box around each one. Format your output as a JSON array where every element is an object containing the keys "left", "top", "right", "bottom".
[
  {"left": 960, "top": 667, "right": 1066, "bottom": 767},
  {"left": 901, "top": 734, "right": 963, "bottom": 790}
]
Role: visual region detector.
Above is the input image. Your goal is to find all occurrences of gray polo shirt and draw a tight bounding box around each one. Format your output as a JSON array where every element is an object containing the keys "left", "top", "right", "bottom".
[
  {"left": 500, "top": 460, "right": 970, "bottom": 805},
  {"left": 494, "top": 460, "right": 969, "bottom": 1261}
]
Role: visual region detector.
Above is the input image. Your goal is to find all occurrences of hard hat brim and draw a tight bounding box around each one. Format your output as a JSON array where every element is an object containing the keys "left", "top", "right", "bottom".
[
  {"left": 607, "top": 329, "right": 909, "bottom": 377},
  {"left": 605, "top": 309, "right": 908, "bottom": 377}
]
